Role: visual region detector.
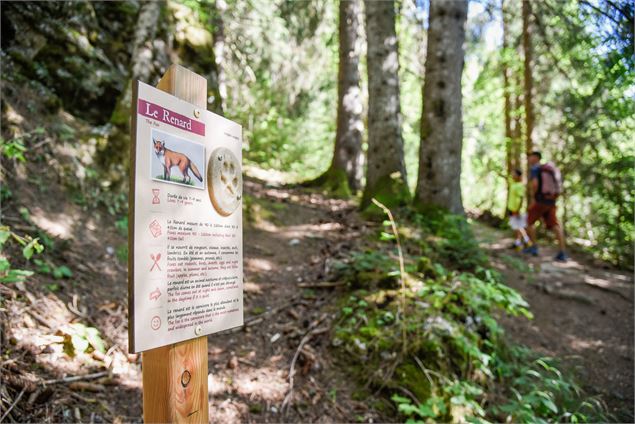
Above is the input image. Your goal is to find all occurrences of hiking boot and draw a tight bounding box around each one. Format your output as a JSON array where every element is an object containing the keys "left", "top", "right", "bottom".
[
  {"left": 554, "top": 251, "right": 568, "bottom": 262},
  {"left": 522, "top": 245, "right": 539, "bottom": 256}
]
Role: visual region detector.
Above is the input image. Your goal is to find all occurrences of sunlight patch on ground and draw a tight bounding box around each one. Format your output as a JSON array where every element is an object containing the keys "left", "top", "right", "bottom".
[
  {"left": 245, "top": 258, "right": 274, "bottom": 272},
  {"left": 244, "top": 164, "right": 295, "bottom": 186},
  {"left": 566, "top": 335, "right": 605, "bottom": 351},
  {"left": 232, "top": 366, "right": 288, "bottom": 401},
  {"left": 208, "top": 365, "right": 289, "bottom": 423},
  {"left": 584, "top": 275, "right": 613, "bottom": 289},
  {"left": 280, "top": 222, "right": 344, "bottom": 239},
  {"left": 244, "top": 281, "right": 262, "bottom": 293},
  {"left": 30, "top": 209, "right": 75, "bottom": 239},
  {"left": 209, "top": 398, "right": 248, "bottom": 424}
]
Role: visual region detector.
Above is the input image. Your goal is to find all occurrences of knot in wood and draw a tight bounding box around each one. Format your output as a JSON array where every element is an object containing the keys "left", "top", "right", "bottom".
[{"left": 181, "top": 370, "right": 191, "bottom": 387}]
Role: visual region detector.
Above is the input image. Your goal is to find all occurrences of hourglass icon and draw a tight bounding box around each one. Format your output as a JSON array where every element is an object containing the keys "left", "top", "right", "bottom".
[{"left": 152, "top": 189, "right": 160, "bottom": 204}]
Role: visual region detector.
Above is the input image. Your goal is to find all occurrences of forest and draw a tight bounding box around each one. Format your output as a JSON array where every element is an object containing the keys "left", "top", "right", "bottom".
[{"left": 0, "top": 0, "right": 633, "bottom": 423}]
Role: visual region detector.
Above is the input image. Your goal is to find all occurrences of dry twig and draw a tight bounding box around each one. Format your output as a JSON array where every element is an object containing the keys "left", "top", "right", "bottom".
[
  {"left": 43, "top": 371, "right": 109, "bottom": 385},
  {"left": 371, "top": 198, "right": 408, "bottom": 353},
  {"left": 0, "top": 387, "right": 26, "bottom": 422},
  {"left": 281, "top": 313, "right": 329, "bottom": 414}
]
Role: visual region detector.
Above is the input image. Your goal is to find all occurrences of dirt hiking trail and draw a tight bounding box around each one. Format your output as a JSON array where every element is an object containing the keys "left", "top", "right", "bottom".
[
  {"left": 2, "top": 165, "right": 633, "bottom": 423},
  {"left": 473, "top": 222, "right": 634, "bottom": 422}
]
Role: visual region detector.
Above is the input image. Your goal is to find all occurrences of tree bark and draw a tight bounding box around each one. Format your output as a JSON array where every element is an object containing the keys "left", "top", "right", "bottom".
[
  {"left": 522, "top": 0, "right": 534, "bottom": 203},
  {"left": 306, "top": 0, "right": 364, "bottom": 195},
  {"left": 361, "top": 0, "right": 409, "bottom": 209},
  {"left": 414, "top": 0, "right": 468, "bottom": 215},
  {"left": 110, "top": 1, "right": 164, "bottom": 127},
  {"left": 102, "top": 1, "right": 165, "bottom": 184},
  {"left": 210, "top": 0, "right": 227, "bottom": 115}
]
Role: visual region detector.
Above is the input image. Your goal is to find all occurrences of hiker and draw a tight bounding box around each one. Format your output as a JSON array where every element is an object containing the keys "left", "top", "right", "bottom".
[
  {"left": 507, "top": 168, "right": 531, "bottom": 250},
  {"left": 523, "top": 151, "right": 567, "bottom": 262}
]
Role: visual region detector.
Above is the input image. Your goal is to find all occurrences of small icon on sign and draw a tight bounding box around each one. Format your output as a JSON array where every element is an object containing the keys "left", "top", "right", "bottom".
[
  {"left": 149, "top": 219, "right": 162, "bottom": 238},
  {"left": 151, "top": 315, "right": 161, "bottom": 330},
  {"left": 149, "top": 288, "right": 162, "bottom": 301},
  {"left": 150, "top": 253, "right": 161, "bottom": 271},
  {"left": 152, "top": 189, "right": 160, "bottom": 204}
]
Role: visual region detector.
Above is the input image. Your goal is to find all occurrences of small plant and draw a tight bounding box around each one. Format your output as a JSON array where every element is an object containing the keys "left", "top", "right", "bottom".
[
  {"left": 0, "top": 137, "right": 27, "bottom": 162},
  {"left": 116, "top": 244, "right": 128, "bottom": 263},
  {"left": 0, "top": 225, "right": 43, "bottom": 283},
  {"left": 59, "top": 323, "right": 106, "bottom": 356},
  {"left": 33, "top": 259, "right": 73, "bottom": 279},
  {"left": 115, "top": 216, "right": 128, "bottom": 235}
]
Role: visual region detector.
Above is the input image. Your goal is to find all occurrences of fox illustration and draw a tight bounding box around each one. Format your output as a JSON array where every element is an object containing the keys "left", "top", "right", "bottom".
[{"left": 153, "top": 138, "right": 203, "bottom": 185}]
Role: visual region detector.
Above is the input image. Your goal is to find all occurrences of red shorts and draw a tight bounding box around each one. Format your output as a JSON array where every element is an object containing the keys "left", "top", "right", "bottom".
[{"left": 528, "top": 202, "right": 559, "bottom": 229}]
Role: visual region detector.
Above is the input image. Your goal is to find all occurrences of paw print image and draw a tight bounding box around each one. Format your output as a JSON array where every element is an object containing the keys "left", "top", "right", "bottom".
[
  {"left": 149, "top": 219, "right": 162, "bottom": 238},
  {"left": 208, "top": 147, "right": 242, "bottom": 216}
]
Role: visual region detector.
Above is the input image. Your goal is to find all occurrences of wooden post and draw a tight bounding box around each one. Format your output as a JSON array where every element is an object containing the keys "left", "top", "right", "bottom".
[{"left": 141, "top": 64, "right": 209, "bottom": 423}]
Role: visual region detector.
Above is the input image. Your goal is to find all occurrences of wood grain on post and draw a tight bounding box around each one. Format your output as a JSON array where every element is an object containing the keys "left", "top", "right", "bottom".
[{"left": 141, "top": 64, "right": 209, "bottom": 423}]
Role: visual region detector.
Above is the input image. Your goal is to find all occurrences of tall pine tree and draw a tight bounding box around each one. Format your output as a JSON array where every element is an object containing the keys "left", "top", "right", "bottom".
[
  {"left": 414, "top": 0, "right": 468, "bottom": 214},
  {"left": 361, "top": 0, "right": 409, "bottom": 209}
]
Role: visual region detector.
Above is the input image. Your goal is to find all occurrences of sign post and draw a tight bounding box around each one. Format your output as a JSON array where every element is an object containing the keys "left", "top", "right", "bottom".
[{"left": 129, "top": 64, "right": 244, "bottom": 422}]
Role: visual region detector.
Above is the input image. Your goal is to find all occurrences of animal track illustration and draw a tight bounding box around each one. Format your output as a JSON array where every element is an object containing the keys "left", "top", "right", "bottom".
[{"left": 208, "top": 147, "right": 242, "bottom": 216}]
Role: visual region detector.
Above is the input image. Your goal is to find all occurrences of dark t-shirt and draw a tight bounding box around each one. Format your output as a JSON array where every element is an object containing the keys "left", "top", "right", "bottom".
[{"left": 531, "top": 164, "right": 556, "bottom": 205}]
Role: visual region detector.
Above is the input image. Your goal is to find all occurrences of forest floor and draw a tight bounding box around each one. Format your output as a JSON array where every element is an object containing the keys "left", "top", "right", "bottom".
[
  {"left": 1, "top": 165, "right": 633, "bottom": 423},
  {"left": 472, "top": 223, "right": 634, "bottom": 422}
]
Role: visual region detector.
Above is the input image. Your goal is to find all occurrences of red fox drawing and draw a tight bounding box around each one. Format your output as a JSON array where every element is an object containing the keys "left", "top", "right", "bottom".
[{"left": 153, "top": 138, "right": 203, "bottom": 185}]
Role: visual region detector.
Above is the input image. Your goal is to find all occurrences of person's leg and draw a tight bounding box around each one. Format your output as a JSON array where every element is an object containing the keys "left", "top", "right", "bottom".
[
  {"left": 525, "top": 204, "right": 539, "bottom": 243},
  {"left": 518, "top": 227, "right": 531, "bottom": 245},
  {"left": 523, "top": 204, "right": 540, "bottom": 255},
  {"left": 546, "top": 205, "right": 567, "bottom": 261},
  {"left": 553, "top": 224, "right": 565, "bottom": 251}
]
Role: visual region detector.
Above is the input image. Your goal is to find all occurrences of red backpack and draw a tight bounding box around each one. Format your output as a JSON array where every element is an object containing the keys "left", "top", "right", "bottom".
[{"left": 539, "top": 162, "right": 562, "bottom": 199}]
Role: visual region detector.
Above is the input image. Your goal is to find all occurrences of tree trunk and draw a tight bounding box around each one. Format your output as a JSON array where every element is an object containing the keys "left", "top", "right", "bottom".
[
  {"left": 306, "top": 0, "right": 364, "bottom": 195},
  {"left": 210, "top": 0, "right": 226, "bottom": 115},
  {"left": 413, "top": 0, "right": 468, "bottom": 215},
  {"left": 522, "top": 0, "right": 534, "bottom": 203},
  {"left": 110, "top": 1, "right": 164, "bottom": 127},
  {"left": 513, "top": 73, "right": 523, "bottom": 172},
  {"left": 502, "top": 0, "right": 513, "bottom": 216},
  {"left": 361, "top": 0, "right": 409, "bottom": 209},
  {"left": 102, "top": 1, "right": 165, "bottom": 184}
]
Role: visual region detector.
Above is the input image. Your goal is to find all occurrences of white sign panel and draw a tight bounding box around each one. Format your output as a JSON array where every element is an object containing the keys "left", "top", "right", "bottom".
[{"left": 129, "top": 81, "right": 243, "bottom": 353}]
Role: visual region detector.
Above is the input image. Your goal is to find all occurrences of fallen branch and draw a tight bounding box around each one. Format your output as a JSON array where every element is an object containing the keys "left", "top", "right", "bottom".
[
  {"left": 43, "top": 371, "right": 109, "bottom": 385},
  {"left": 281, "top": 314, "right": 329, "bottom": 414}
]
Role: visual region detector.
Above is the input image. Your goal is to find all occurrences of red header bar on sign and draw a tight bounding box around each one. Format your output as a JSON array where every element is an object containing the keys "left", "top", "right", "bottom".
[{"left": 138, "top": 99, "right": 205, "bottom": 136}]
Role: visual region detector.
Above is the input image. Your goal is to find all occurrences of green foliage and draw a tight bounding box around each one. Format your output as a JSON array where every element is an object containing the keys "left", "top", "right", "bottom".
[
  {"left": 463, "top": 0, "right": 635, "bottom": 266},
  {"left": 491, "top": 346, "right": 610, "bottom": 423},
  {"left": 33, "top": 259, "right": 73, "bottom": 279},
  {"left": 116, "top": 244, "right": 128, "bottom": 264},
  {"left": 412, "top": 211, "right": 489, "bottom": 271},
  {"left": 0, "top": 137, "right": 27, "bottom": 162},
  {"left": 332, "top": 209, "right": 604, "bottom": 423},
  {"left": 115, "top": 216, "right": 128, "bottom": 236},
  {"left": 61, "top": 323, "right": 106, "bottom": 356},
  {"left": 0, "top": 226, "right": 43, "bottom": 284}
]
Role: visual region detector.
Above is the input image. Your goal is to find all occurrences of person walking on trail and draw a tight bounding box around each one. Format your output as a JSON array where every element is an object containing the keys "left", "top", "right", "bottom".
[
  {"left": 507, "top": 169, "right": 532, "bottom": 250},
  {"left": 523, "top": 151, "right": 568, "bottom": 262}
]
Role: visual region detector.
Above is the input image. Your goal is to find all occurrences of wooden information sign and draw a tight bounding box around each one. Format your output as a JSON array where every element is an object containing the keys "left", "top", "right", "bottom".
[{"left": 129, "top": 64, "right": 243, "bottom": 422}]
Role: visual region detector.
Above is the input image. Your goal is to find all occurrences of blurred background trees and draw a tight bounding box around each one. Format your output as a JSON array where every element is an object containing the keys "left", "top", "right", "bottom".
[{"left": 1, "top": 0, "right": 633, "bottom": 264}]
